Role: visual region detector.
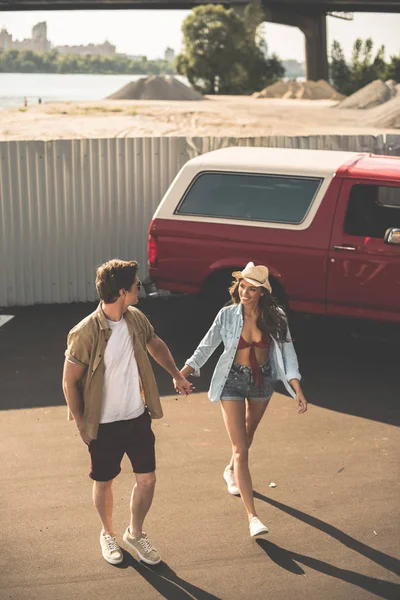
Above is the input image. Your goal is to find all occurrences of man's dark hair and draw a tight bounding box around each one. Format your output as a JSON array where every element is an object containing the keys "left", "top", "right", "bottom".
[{"left": 95, "top": 259, "right": 139, "bottom": 304}]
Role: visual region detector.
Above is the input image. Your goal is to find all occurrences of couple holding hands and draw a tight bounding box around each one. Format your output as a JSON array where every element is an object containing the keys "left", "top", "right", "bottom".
[{"left": 63, "top": 258, "right": 306, "bottom": 566}]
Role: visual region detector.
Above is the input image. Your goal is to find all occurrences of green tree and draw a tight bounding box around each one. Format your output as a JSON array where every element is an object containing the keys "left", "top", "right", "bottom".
[
  {"left": 240, "top": 3, "right": 284, "bottom": 92},
  {"left": 351, "top": 37, "right": 386, "bottom": 89},
  {"left": 175, "top": 4, "right": 283, "bottom": 95},
  {"left": 385, "top": 55, "right": 400, "bottom": 81},
  {"left": 0, "top": 48, "right": 176, "bottom": 75},
  {"left": 330, "top": 38, "right": 389, "bottom": 96},
  {"left": 175, "top": 5, "right": 245, "bottom": 94},
  {"left": 330, "top": 40, "right": 352, "bottom": 95}
]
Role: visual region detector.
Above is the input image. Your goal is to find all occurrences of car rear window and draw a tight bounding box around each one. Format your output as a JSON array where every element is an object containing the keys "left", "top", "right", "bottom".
[{"left": 175, "top": 172, "right": 322, "bottom": 224}]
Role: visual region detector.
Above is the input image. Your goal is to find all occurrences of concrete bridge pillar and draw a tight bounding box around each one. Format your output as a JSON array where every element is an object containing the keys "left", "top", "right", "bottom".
[
  {"left": 234, "top": 2, "right": 329, "bottom": 82},
  {"left": 263, "top": 6, "right": 329, "bottom": 81},
  {"left": 301, "top": 13, "right": 329, "bottom": 81}
]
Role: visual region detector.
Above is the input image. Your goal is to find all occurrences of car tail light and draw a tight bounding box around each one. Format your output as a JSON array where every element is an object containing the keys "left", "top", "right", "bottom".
[{"left": 148, "top": 232, "right": 158, "bottom": 268}]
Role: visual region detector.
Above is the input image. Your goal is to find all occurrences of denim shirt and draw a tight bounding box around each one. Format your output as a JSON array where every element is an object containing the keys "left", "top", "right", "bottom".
[{"left": 185, "top": 303, "right": 301, "bottom": 402}]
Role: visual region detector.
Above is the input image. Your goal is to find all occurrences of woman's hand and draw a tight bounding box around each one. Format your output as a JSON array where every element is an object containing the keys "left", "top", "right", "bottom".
[
  {"left": 289, "top": 378, "right": 307, "bottom": 414},
  {"left": 296, "top": 389, "right": 308, "bottom": 414}
]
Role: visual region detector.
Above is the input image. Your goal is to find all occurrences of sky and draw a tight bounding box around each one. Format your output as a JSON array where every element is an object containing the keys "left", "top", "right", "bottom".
[{"left": 0, "top": 9, "right": 399, "bottom": 63}]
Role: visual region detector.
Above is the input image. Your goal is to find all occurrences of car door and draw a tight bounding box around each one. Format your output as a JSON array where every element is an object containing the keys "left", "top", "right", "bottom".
[{"left": 327, "top": 179, "right": 400, "bottom": 322}]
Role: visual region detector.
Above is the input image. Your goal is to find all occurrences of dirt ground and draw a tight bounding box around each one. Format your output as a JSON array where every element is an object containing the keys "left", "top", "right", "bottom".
[{"left": 1, "top": 96, "right": 398, "bottom": 140}]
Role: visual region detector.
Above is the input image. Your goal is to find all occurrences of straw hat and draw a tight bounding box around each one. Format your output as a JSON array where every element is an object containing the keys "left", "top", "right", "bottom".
[{"left": 232, "top": 262, "right": 272, "bottom": 293}]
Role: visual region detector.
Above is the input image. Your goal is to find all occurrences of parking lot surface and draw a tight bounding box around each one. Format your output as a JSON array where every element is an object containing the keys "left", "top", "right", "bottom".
[{"left": 0, "top": 298, "right": 399, "bottom": 600}]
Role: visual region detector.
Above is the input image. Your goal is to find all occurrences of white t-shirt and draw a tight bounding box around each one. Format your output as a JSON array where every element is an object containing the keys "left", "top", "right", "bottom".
[{"left": 100, "top": 316, "right": 145, "bottom": 424}]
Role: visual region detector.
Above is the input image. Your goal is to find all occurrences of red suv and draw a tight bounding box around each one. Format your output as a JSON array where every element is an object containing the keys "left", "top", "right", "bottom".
[{"left": 146, "top": 147, "right": 400, "bottom": 323}]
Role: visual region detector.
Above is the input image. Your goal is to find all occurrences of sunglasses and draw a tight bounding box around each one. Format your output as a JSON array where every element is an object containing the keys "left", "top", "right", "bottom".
[{"left": 136, "top": 280, "right": 142, "bottom": 291}]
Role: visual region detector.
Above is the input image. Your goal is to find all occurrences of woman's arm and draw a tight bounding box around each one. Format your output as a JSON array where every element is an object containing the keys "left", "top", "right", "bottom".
[
  {"left": 180, "top": 364, "right": 195, "bottom": 378},
  {"left": 184, "top": 311, "right": 223, "bottom": 375},
  {"left": 289, "top": 377, "right": 307, "bottom": 413},
  {"left": 280, "top": 319, "right": 307, "bottom": 413},
  {"left": 280, "top": 319, "right": 301, "bottom": 382}
]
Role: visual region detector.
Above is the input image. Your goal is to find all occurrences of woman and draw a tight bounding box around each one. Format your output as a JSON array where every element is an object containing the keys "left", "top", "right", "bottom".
[{"left": 180, "top": 262, "right": 307, "bottom": 537}]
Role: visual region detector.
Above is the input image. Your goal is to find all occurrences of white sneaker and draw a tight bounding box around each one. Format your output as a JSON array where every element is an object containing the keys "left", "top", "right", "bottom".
[
  {"left": 123, "top": 528, "right": 161, "bottom": 565},
  {"left": 249, "top": 517, "right": 269, "bottom": 537},
  {"left": 223, "top": 466, "right": 240, "bottom": 496},
  {"left": 100, "top": 532, "right": 123, "bottom": 565}
]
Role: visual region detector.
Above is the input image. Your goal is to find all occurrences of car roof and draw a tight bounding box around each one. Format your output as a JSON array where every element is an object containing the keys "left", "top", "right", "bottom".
[
  {"left": 345, "top": 154, "right": 400, "bottom": 181},
  {"left": 187, "top": 147, "right": 363, "bottom": 178}
]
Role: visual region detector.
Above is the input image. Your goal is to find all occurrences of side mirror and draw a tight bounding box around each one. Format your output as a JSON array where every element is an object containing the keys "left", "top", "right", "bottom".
[{"left": 384, "top": 228, "right": 400, "bottom": 245}]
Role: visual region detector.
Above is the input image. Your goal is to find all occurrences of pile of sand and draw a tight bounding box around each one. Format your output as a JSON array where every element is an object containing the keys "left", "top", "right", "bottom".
[
  {"left": 339, "top": 79, "right": 397, "bottom": 109},
  {"left": 362, "top": 95, "right": 400, "bottom": 128},
  {"left": 384, "top": 79, "right": 400, "bottom": 96},
  {"left": 253, "top": 79, "right": 344, "bottom": 101},
  {"left": 107, "top": 75, "right": 204, "bottom": 101}
]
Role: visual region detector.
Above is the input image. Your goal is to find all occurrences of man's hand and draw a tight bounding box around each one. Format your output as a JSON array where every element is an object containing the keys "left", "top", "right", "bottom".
[
  {"left": 173, "top": 374, "right": 194, "bottom": 396},
  {"left": 296, "top": 389, "right": 308, "bottom": 414},
  {"left": 79, "top": 428, "right": 93, "bottom": 445}
]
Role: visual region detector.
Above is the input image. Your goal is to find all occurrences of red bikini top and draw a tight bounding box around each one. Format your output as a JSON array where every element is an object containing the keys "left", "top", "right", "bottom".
[
  {"left": 237, "top": 333, "right": 269, "bottom": 351},
  {"left": 237, "top": 333, "right": 270, "bottom": 389}
]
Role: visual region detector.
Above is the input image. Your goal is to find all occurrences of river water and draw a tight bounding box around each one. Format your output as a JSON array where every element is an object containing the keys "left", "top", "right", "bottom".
[{"left": 0, "top": 73, "right": 170, "bottom": 109}]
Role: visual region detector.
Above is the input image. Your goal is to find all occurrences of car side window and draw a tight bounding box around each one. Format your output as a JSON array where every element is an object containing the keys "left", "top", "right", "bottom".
[
  {"left": 344, "top": 184, "right": 400, "bottom": 239},
  {"left": 175, "top": 172, "right": 322, "bottom": 225}
]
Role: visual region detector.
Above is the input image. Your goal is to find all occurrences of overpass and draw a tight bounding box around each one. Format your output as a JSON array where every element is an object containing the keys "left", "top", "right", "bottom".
[
  {"left": 1, "top": 0, "right": 400, "bottom": 81},
  {"left": 2, "top": 1, "right": 400, "bottom": 9}
]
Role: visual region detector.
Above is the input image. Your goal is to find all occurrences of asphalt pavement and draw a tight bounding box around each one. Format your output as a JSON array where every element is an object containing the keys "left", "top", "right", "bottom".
[{"left": 0, "top": 298, "right": 399, "bottom": 600}]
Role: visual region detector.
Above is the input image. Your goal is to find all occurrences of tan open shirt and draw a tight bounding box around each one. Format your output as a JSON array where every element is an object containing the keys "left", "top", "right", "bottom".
[{"left": 65, "top": 303, "right": 163, "bottom": 439}]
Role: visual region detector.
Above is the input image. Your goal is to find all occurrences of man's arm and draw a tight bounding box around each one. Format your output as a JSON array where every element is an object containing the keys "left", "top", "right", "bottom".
[
  {"left": 62, "top": 359, "right": 92, "bottom": 443},
  {"left": 147, "top": 335, "right": 194, "bottom": 395}
]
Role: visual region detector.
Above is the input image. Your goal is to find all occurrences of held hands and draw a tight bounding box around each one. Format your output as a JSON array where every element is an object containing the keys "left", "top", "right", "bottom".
[{"left": 173, "top": 373, "right": 194, "bottom": 396}]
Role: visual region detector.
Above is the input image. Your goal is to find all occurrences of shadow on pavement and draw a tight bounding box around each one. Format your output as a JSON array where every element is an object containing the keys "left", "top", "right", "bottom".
[
  {"left": 117, "top": 552, "right": 222, "bottom": 600},
  {"left": 253, "top": 491, "right": 400, "bottom": 577},
  {"left": 0, "top": 297, "right": 399, "bottom": 427},
  {"left": 256, "top": 539, "right": 399, "bottom": 600}
]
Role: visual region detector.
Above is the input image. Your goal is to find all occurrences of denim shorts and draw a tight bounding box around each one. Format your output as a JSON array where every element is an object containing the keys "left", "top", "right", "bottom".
[{"left": 220, "top": 360, "right": 274, "bottom": 402}]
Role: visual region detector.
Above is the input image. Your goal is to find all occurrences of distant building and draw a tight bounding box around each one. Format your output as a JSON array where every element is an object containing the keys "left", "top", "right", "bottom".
[
  {"left": 0, "top": 21, "right": 115, "bottom": 57},
  {"left": 164, "top": 47, "right": 175, "bottom": 63},
  {"left": 0, "top": 21, "right": 50, "bottom": 53},
  {"left": 30, "top": 22, "right": 51, "bottom": 52},
  {"left": 55, "top": 40, "right": 116, "bottom": 57},
  {"left": 0, "top": 28, "right": 12, "bottom": 51}
]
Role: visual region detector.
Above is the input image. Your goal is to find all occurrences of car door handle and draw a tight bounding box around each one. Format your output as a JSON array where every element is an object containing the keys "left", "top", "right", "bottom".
[{"left": 333, "top": 245, "right": 357, "bottom": 252}]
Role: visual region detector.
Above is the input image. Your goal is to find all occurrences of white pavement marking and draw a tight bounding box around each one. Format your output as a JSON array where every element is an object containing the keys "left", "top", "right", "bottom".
[{"left": 0, "top": 315, "right": 14, "bottom": 328}]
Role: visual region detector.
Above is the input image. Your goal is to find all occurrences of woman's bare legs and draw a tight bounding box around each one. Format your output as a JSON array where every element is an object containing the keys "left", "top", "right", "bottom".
[
  {"left": 227, "top": 399, "right": 270, "bottom": 471},
  {"left": 220, "top": 400, "right": 259, "bottom": 521}
]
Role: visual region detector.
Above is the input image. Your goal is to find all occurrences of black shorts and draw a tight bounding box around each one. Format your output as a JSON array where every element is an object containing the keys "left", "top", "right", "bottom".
[{"left": 88, "top": 409, "right": 156, "bottom": 482}]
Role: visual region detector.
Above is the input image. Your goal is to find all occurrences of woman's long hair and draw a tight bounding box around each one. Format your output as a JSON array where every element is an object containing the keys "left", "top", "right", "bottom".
[{"left": 229, "top": 279, "right": 289, "bottom": 342}]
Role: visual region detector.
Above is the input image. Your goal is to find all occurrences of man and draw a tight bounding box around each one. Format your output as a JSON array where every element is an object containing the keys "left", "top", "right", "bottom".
[{"left": 62, "top": 259, "right": 193, "bottom": 566}]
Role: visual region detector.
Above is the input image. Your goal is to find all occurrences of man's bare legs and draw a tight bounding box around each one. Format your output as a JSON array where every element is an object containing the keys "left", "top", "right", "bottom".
[
  {"left": 129, "top": 472, "right": 156, "bottom": 537},
  {"left": 93, "top": 480, "right": 114, "bottom": 534}
]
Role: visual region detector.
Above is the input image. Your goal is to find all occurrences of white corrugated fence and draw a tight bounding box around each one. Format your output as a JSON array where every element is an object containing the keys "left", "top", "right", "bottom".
[{"left": 1, "top": 134, "right": 399, "bottom": 307}]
